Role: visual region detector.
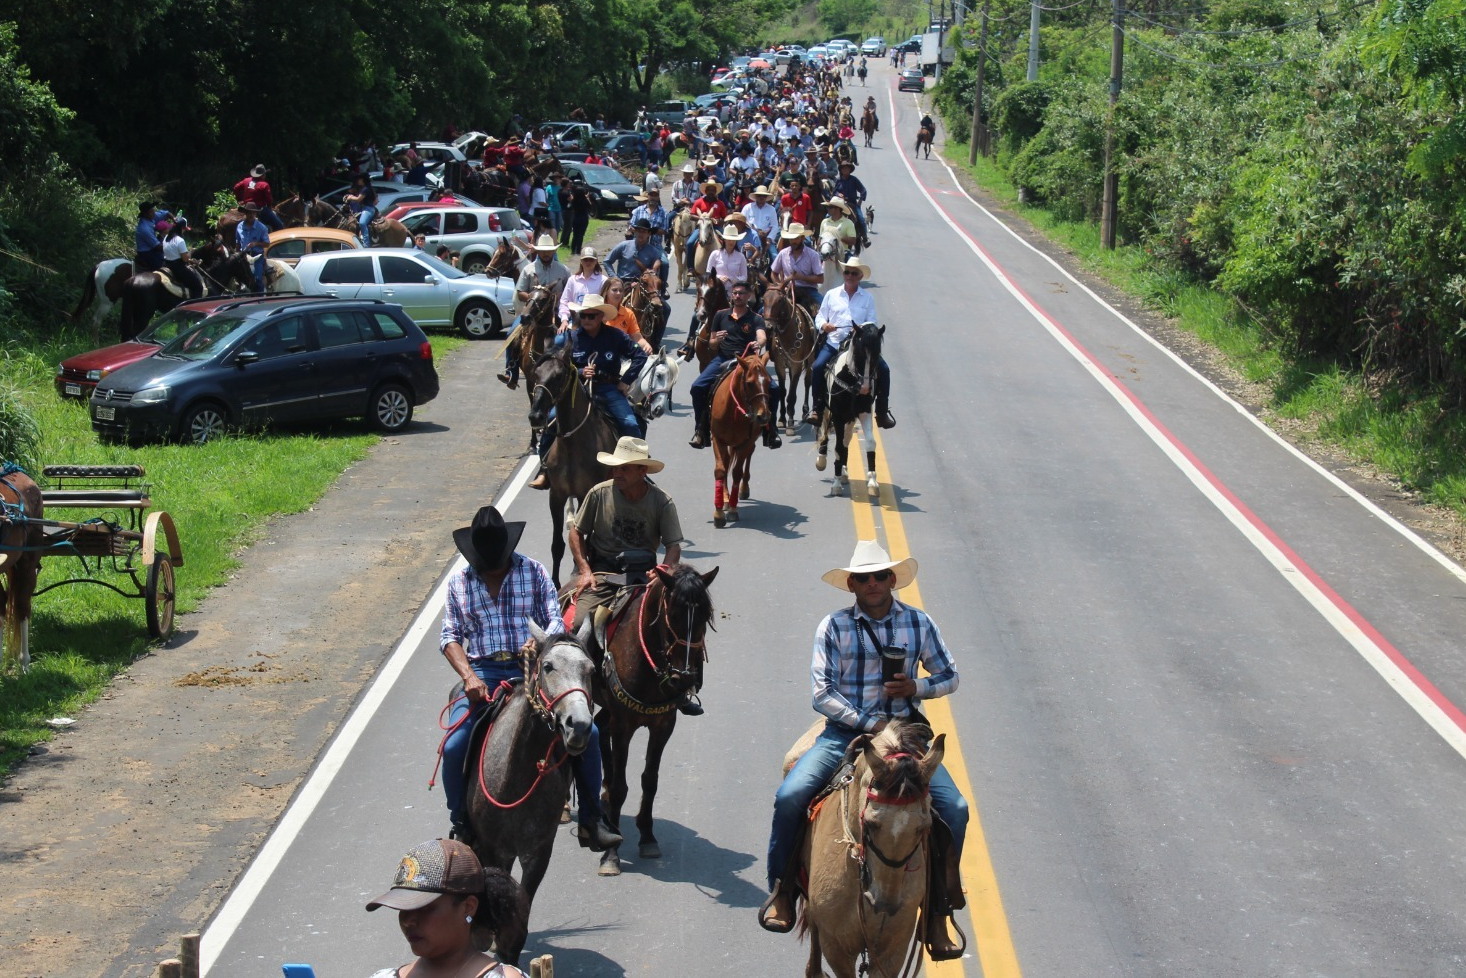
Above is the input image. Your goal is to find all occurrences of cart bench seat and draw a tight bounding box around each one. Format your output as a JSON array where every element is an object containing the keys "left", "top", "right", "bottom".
[{"left": 40, "top": 490, "right": 151, "bottom": 508}]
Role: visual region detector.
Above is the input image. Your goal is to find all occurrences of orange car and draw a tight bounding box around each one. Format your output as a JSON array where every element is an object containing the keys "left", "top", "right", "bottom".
[{"left": 264, "top": 227, "right": 361, "bottom": 266}]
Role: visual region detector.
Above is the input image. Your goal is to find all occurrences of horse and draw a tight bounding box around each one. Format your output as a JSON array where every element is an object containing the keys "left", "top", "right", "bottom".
[
  {"left": 692, "top": 214, "right": 719, "bottom": 285},
  {"left": 593, "top": 563, "right": 719, "bottom": 877},
  {"left": 710, "top": 350, "right": 772, "bottom": 527},
  {"left": 625, "top": 270, "right": 666, "bottom": 349},
  {"left": 320, "top": 202, "right": 411, "bottom": 247},
  {"left": 916, "top": 124, "right": 934, "bottom": 160},
  {"left": 526, "top": 344, "right": 617, "bottom": 586},
  {"left": 816, "top": 321, "right": 884, "bottom": 498},
  {"left": 671, "top": 205, "right": 696, "bottom": 292},
  {"left": 273, "top": 194, "right": 308, "bottom": 228},
  {"left": 481, "top": 237, "right": 521, "bottom": 280},
  {"left": 818, "top": 228, "right": 846, "bottom": 288},
  {"left": 0, "top": 468, "right": 44, "bottom": 675},
  {"left": 763, "top": 282, "right": 818, "bottom": 434},
  {"left": 628, "top": 346, "right": 681, "bottom": 427},
  {"left": 116, "top": 241, "right": 240, "bottom": 340},
  {"left": 512, "top": 284, "right": 564, "bottom": 445},
  {"left": 860, "top": 108, "right": 878, "bottom": 148},
  {"left": 788, "top": 721, "right": 946, "bottom": 978},
  {"left": 462, "top": 619, "right": 598, "bottom": 964},
  {"left": 834, "top": 141, "right": 858, "bottom": 168},
  {"left": 71, "top": 258, "right": 133, "bottom": 343},
  {"left": 691, "top": 275, "right": 728, "bottom": 370}
]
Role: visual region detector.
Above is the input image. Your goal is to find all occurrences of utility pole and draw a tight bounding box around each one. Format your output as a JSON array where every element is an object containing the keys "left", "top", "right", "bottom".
[
  {"left": 968, "top": 0, "right": 991, "bottom": 166},
  {"left": 1099, "top": 0, "right": 1124, "bottom": 249},
  {"left": 935, "top": 0, "right": 947, "bottom": 83},
  {"left": 1027, "top": 0, "right": 1041, "bottom": 81}
]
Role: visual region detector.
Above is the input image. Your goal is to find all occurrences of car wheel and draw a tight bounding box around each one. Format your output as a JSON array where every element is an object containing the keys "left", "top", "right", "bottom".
[
  {"left": 463, "top": 254, "right": 489, "bottom": 275},
  {"left": 456, "top": 299, "right": 501, "bottom": 339},
  {"left": 179, "top": 402, "right": 228, "bottom": 445},
  {"left": 370, "top": 383, "right": 414, "bottom": 432},
  {"left": 589, "top": 197, "right": 604, "bottom": 220}
]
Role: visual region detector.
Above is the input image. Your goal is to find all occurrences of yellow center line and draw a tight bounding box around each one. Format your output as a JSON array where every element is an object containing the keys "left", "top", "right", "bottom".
[{"left": 844, "top": 434, "right": 1023, "bottom": 978}]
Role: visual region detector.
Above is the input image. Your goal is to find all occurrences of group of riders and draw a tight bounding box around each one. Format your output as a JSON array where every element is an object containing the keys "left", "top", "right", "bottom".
[{"left": 427, "top": 56, "right": 968, "bottom": 971}]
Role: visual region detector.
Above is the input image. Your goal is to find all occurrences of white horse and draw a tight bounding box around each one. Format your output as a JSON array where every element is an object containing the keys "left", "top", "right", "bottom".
[
  {"left": 818, "top": 230, "right": 843, "bottom": 292},
  {"left": 72, "top": 258, "right": 133, "bottom": 341},
  {"left": 629, "top": 346, "right": 681, "bottom": 423},
  {"left": 265, "top": 259, "right": 302, "bottom": 294}
]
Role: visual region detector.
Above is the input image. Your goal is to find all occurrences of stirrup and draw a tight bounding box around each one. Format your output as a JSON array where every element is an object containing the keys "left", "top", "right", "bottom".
[{"left": 758, "top": 882, "right": 796, "bottom": 934}]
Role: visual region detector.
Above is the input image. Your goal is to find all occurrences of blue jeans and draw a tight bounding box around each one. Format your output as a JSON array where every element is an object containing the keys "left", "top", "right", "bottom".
[
  {"left": 690, "top": 355, "right": 781, "bottom": 428},
  {"left": 811, "top": 342, "right": 889, "bottom": 413},
  {"left": 260, "top": 206, "right": 285, "bottom": 232},
  {"left": 595, "top": 386, "right": 643, "bottom": 438},
  {"left": 247, "top": 252, "right": 266, "bottom": 293},
  {"left": 442, "top": 660, "right": 605, "bottom": 828},
  {"left": 357, "top": 206, "right": 378, "bottom": 246},
  {"left": 767, "top": 722, "right": 968, "bottom": 888}
]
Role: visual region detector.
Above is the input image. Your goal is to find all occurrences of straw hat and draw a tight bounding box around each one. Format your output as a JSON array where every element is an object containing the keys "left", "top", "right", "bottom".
[
  {"left": 825, "top": 196, "right": 851, "bottom": 214},
  {"left": 595, "top": 436, "right": 666, "bottom": 473},
  {"left": 750, "top": 184, "right": 774, "bottom": 198},
  {"left": 250, "top": 164, "right": 267, "bottom": 178},
  {"left": 570, "top": 293, "right": 617, "bottom": 318},
  {"left": 681, "top": 163, "right": 697, "bottom": 174},
  {"left": 532, "top": 234, "right": 557, "bottom": 251},
  {"left": 821, "top": 540, "right": 917, "bottom": 592},
  {"left": 701, "top": 179, "right": 723, "bottom": 195},
  {"left": 780, "top": 222, "right": 813, "bottom": 242},
  {"left": 837, "top": 256, "right": 870, "bottom": 278}
]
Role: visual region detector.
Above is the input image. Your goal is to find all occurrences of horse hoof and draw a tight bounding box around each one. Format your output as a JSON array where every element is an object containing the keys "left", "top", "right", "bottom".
[
  {"left": 784, "top": 424, "right": 796, "bottom": 436},
  {"left": 868, "top": 481, "right": 879, "bottom": 498},
  {"left": 815, "top": 455, "right": 827, "bottom": 472},
  {"left": 639, "top": 841, "right": 662, "bottom": 859},
  {"left": 714, "top": 512, "right": 727, "bottom": 528},
  {"left": 726, "top": 509, "right": 740, "bottom": 523},
  {"left": 598, "top": 852, "right": 622, "bottom": 877},
  {"left": 560, "top": 802, "right": 572, "bottom": 824}
]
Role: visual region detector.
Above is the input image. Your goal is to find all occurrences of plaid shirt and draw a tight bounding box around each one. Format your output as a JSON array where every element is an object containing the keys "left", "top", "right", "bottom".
[
  {"left": 440, "top": 553, "right": 563, "bottom": 661},
  {"left": 811, "top": 598, "right": 959, "bottom": 732}
]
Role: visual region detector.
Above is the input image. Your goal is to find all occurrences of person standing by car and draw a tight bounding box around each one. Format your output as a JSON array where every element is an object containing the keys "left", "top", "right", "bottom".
[
  {"left": 546, "top": 177, "right": 564, "bottom": 245},
  {"left": 566, "top": 179, "right": 592, "bottom": 255},
  {"left": 236, "top": 202, "right": 270, "bottom": 294},
  {"left": 134, "top": 201, "right": 171, "bottom": 272},
  {"left": 343, "top": 175, "right": 379, "bottom": 247},
  {"left": 530, "top": 176, "right": 551, "bottom": 239},
  {"left": 233, "top": 164, "right": 284, "bottom": 231}
]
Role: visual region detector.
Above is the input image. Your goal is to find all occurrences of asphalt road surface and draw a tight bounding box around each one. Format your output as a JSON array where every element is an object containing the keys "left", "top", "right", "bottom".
[{"left": 201, "top": 64, "right": 1466, "bottom": 978}]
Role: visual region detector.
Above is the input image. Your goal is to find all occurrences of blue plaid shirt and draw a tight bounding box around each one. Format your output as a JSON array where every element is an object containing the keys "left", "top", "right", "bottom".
[
  {"left": 440, "top": 553, "right": 563, "bottom": 661},
  {"left": 811, "top": 598, "right": 959, "bottom": 732}
]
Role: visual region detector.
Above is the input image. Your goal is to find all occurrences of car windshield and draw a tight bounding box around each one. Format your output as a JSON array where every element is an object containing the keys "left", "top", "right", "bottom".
[
  {"left": 137, "top": 309, "right": 207, "bottom": 345},
  {"left": 156, "top": 315, "right": 253, "bottom": 360},
  {"left": 577, "top": 166, "right": 625, "bottom": 186},
  {"left": 414, "top": 252, "right": 468, "bottom": 280}
]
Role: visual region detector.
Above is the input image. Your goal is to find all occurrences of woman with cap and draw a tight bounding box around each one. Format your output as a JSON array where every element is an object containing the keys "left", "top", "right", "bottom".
[
  {"left": 439, "top": 506, "right": 622, "bottom": 850},
  {"left": 366, "top": 838, "right": 529, "bottom": 978},
  {"left": 759, "top": 541, "right": 966, "bottom": 959},
  {"left": 556, "top": 247, "right": 606, "bottom": 326}
]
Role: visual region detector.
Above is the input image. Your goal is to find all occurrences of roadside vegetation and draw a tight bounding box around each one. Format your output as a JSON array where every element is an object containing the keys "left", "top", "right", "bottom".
[{"left": 929, "top": 0, "right": 1466, "bottom": 515}]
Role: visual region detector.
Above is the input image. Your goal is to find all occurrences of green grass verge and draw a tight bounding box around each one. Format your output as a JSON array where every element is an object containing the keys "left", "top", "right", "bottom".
[
  {"left": 944, "top": 143, "right": 1466, "bottom": 515},
  {"left": 0, "top": 327, "right": 469, "bottom": 775}
]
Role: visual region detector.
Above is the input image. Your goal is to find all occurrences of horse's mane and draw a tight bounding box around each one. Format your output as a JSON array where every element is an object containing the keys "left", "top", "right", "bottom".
[
  {"left": 660, "top": 562, "right": 715, "bottom": 630},
  {"left": 867, "top": 721, "right": 931, "bottom": 801}
]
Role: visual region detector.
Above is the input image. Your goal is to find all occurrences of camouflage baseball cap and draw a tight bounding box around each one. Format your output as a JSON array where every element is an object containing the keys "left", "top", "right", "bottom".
[{"left": 366, "top": 839, "right": 483, "bottom": 911}]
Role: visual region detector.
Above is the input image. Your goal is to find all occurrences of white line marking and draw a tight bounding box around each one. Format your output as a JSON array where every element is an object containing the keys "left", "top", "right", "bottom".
[
  {"left": 886, "top": 87, "right": 1466, "bottom": 760},
  {"left": 199, "top": 452, "right": 541, "bottom": 975}
]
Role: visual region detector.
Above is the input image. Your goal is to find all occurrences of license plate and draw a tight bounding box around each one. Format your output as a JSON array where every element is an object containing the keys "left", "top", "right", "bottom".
[
  {"left": 94, "top": 406, "right": 115, "bottom": 421},
  {"left": 64, "top": 383, "right": 81, "bottom": 396}
]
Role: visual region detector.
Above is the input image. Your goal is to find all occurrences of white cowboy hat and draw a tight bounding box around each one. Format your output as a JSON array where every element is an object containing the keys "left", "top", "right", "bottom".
[
  {"left": 532, "top": 234, "right": 558, "bottom": 251},
  {"left": 825, "top": 196, "right": 851, "bottom": 214},
  {"left": 716, "top": 222, "right": 743, "bottom": 239},
  {"left": 780, "top": 222, "right": 813, "bottom": 242},
  {"left": 837, "top": 256, "right": 870, "bottom": 278},
  {"left": 750, "top": 184, "right": 774, "bottom": 198},
  {"left": 569, "top": 293, "right": 617, "bottom": 318},
  {"left": 578, "top": 246, "right": 599, "bottom": 261},
  {"left": 821, "top": 540, "right": 917, "bottom": 591},
  {"left": 682, "top": 164, "right": 697, "bottom": 174},
  {"left": 596, "top": 436, "right": 666, "bottom": 474},
  {"left": 250, "top": 163, "right": 267, "bottom": 178}
]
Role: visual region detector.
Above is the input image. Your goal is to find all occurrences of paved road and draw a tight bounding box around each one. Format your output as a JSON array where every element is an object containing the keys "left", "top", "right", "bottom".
[{"left": 203, "top": 64, "right": 1466, "bottom": 978}]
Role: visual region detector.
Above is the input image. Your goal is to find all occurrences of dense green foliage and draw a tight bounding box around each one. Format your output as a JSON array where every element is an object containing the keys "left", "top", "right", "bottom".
[{"left": 933, "top": 0, "right": 1466, "bottom": 407}]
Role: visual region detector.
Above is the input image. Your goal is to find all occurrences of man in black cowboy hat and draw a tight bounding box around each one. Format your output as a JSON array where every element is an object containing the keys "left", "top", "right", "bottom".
[{"left": 439, "top": 505, "right": 623, "bottom": 851}]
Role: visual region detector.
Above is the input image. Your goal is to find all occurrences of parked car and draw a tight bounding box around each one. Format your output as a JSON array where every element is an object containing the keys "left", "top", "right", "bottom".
[
  {"left": 395, "top": 207, "right": 529, "bottom": 274},
  {"left": 389, "top": 142, "right": 471, "bottom": 168},
  {"left": 599, "top": 132, "right": 648, "bottom": 162},
  {"left": 89, "top": 297, "right": 440, "bottom": 445},
  {"left": 294, "top": 248, "right": 516, "bottom": 339},
  {"left": 645, "top": 101, "right": 691, "bottom": 127},
  {"left": 900, "top": 36, "right": 923, "bottom": 53},
  {"left": 562, "top": 163, "right": 641, "bottom": 217},
  {"left": 318, "top": 182, "right": 438, "bottom": 212},
  {"left": 265, "top": 227, "right": 360, "bottom": 267},
  {"left": 381, "top": 193, "right": 480, "bottom": 222},
  {"left": 808, "top": 45, "right": 830, "bottom": 60},
  {"left": 862, "top": 36, "right": 887, "bottom": 56},
  {"left": 775, "top": 45, "right": 807, "bottom": 65},
  {"left": 56, "top": 295, "right": 300, "bottom": 400},
  {"left": 898, "top": 68, "right": 925, "bottom": 92}
]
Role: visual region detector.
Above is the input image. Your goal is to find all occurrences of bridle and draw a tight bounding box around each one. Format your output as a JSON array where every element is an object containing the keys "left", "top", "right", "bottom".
[
  {"left": 530, "top": 357, "right": 597, "bottom": 439},
  {"left": 603, "top": 572, "right": 711, "bottom": 717},
  {"left": 726, "top": 350, "right": 771, "bottom": 422}
]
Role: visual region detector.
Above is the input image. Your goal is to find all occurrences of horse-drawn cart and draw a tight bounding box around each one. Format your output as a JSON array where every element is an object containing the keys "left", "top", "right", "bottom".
[{"left": 30, "top": 465, "right": 183, "bottom": 638}]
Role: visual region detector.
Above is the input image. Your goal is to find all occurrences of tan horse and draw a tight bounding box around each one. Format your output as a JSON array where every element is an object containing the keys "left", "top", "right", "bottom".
[
  {"left": 709, "top": 351, "right": 771, "bottom": 527},
  {"left": 915, "top": 124, "right": 934, "bottom": 160},
  {"left": 788, "top": 721, "right": 946, "bottom": 978},
  {"left": 671, "top": 205, "right": 696, "bottom": 292},
  {"left": 692, "top": 214, "right": 719, "bottom": 284},
  {"left": 763, "top": 282, "right": 818, "bottom": 433},
  {"left": 0, "top": 469, "right": 44, "bottom": 674}
]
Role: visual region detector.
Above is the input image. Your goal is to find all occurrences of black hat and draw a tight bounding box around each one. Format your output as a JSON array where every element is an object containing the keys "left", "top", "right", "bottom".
[
  {"left": 452, "top": 506, "right": 524, "bottom": 575},
  {"left": 630, "top": 218, "right": 654, "bottom": 232}
]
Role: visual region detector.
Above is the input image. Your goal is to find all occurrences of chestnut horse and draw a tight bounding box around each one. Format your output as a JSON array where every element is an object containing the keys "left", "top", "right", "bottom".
[
  {"left": 593, "top": 563, "right": 718, "bottom": 877},
  {"left": 0, "top": 468, "right": 44, "bottom": 674},
  {"left": 710, "top": 350, "right": 772, "bottom": 527},
  {"left": 915, "top": 123, "right": 934, "bottom": 160},
  {"left": 763, "top": 282, "right": 817, "bottom": 433}
]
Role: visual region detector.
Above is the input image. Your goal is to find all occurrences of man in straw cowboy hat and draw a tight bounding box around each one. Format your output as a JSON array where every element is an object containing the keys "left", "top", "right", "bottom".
[
  {"left": 682, "top": 177, "right": 729, "bottom": 273},
  {"left": 498, "top": 235, "right": 570, "bottom": 389},
  {"left": 740, "top": 184, "right": 780, "bottom": 258},
  {"left": 818, "top": 196, "right": 859, "bottom": 258},
  {"left": 566, "top": 437, "right": 703, "bottom": 716},
  {"left": 438, "top": 505, "right": 624, "bottom": 851},
  {"left": 759, "top": 541, "right": 967, "bottom": 957},
  {"left": 810, "top": 256, "right": 894, "bottom": 428}
]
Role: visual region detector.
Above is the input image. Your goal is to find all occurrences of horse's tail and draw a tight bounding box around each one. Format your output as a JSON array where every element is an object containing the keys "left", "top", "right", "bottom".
[{"left": 70, "top": 266, "right": 98, "bottom": 321}]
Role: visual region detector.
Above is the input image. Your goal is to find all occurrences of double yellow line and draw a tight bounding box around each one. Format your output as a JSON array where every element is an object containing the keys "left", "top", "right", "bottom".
[{"left": 844, "top": 432, "right": 1023, "bottom": 978}]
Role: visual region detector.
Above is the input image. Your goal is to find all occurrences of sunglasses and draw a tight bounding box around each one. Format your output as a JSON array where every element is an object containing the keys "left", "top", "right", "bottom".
[
  {"left": 850, "top": 570, "right": 893, "bottom": 584},
  {"left": 843, "top": 270, "right": 863, "bottom": 277}
]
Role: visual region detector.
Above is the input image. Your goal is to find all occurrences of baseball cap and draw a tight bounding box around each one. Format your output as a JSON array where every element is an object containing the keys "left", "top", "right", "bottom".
[{"left": 366, "top": 839, "right": 483, "bottom": 911}]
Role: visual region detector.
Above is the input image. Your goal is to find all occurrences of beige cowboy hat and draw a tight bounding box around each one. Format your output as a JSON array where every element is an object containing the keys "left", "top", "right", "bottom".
[
  {"left": 724, "top": 211, "right": 750, "bottom": 227},
  {"left": 250, "top": 163, "right": 267, "bottom": 178},
  {"left": 532, "top": 234, "right": 558, "bottom": 251},
  {"left": 484, "top": 136, "right": 501, "bottom": 146},
  {"left": 821, "top": 540, "right": 918, "bottom": 592},
  {"left": 569, "top": 293, "right": 617, "bottom": 317},
  {"left": 780, "top": 222, "right": 814, "bottom": 242},
  {"left": 681, "top": 163, "right": 697, "bottom": 174},
  {"left": 596, "top": 436, "right": 666, "bottom": 474},
  {"left": 701, "top": 179, "right": 723, "bottom": 195},
  {"left": 750, "top": 184, "right": 774, "bottom": 198},
  {"left": 825, "top": 196, "right": 851, "bottom": 214},
  {"left": 837, "top": 256, "right": 871, "bottom": 278}
]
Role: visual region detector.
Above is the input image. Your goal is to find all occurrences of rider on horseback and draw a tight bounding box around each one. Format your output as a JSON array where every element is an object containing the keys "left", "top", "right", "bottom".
[
  {"left": 759, "top": 541, "right": 967, "bottom": 960},
  {"left": 687, "top": 281, "right": 782, "bottom": 452},
  {"left": 834, "top": 160, "right": 871, "bottom": 249},
  {"left": 809, "top": 258, "right": 895, "bottom": 429},
  {"left": 498, "top": 236, "right": 570, "bottom": 390},
  {"left": 818, "top": 198, "right": 859, "bottom": 260},
  {"left": 439, "top": 506, "right": 624, "bottom": 852},
  {"left": 343, "top": 174, "right": 379, "bottom": 248},
  {"left": 769, "top": 223, "right": 823, "bottom": 321}
]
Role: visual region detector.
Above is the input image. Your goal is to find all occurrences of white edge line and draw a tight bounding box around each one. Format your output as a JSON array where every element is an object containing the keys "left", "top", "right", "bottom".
[
  {"left": 926, "top": 116, "right": 1466, "bottom": 589},
  {"left": 888, "top": 87, "right": 1466, "bottom": 762},
  {"left": 199, "top": 452, "right": 541, "bottom": 975}
]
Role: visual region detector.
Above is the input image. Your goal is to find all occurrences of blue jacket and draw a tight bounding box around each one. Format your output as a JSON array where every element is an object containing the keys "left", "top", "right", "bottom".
[
  {"left": 135, "top": 211, "right": 171, "bottom": 253},
  {"left": 572, "top": 323, "right": 647, "bottom": 387}
]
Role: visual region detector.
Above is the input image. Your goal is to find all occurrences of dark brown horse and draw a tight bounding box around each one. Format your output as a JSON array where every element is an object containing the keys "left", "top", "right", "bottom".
[
  {"left": 691, "top": 275, "right": 728, "bottom": 370},
  {"left": 463, "top": 620, "right": 598, "bottom": 963},
  {"left": 916, "top": 123, "right": 934, "bottom": 160},
  {"left": 625, "top": 269, "right": 665, "bottom": 349},
  {"left": 116, "top": 241, "right": 240, "bottom": 341},
  {"left": 272, "top": 194, "right": 308, "bottom": 227},
  {"left": 710, "top": 351, "right": 772, "bottom": 527},
  {"left": 515, "top": 284, "right": 564, "bottom": 448},
  {"left": 0, "top": 468, "right": 44, "bottom": 674},
  {"left": 526, "top": 344, "right": 617, "bottom": 585},
  {"left": 860, "top": 108, "right": 878, "bottom": 147},
  {"left": 594, "top": 563, "right": 719, "bottom": 877},
  {"left": 764, "top": 282, "right": 818, "bottom": 433}
]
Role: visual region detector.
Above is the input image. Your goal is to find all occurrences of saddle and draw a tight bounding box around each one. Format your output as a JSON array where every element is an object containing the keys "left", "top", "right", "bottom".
[
  {"left": 155, "top": 269, "right": 188, "bottom": 300},
  {"left": 453, "top": 675, "right": 523, "bottom": 786}
]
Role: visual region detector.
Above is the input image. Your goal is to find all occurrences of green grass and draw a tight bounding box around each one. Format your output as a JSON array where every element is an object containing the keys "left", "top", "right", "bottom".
[
  {"left": 0, "top": 326, "right": 469, "bottom": 774},
  {"left": 944, "top": 142, "right": 1466, "bottom": 516}
]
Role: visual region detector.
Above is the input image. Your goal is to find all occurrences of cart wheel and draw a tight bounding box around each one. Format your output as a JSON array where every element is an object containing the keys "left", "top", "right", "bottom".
[{"left": 146, "top": 553, "right": 176, "bottom": 639}]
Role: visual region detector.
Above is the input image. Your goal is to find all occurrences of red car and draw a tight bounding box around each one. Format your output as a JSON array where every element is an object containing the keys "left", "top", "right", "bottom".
[
  {"left": 55, "top": 294, "right": 301, "bottom": 400},
  {"left": 382, "top": 194, "right": 478, "bottom": 222}
]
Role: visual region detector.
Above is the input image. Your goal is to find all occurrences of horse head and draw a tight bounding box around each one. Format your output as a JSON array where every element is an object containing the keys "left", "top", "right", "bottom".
[
  {"left": 649, "top": 563, "right": 719, "bottom": 678},
  {"left": 819, "top": 235, "right": 839, "bottom": 261},
  {"left": 854, "top": 722, "right": 944, "bottom": 917},
  {"left": 636, "top": 349, "right": 680, "bottom": 421},
  {"left": 851, "top": 321, "right": 884, "bottom": 373},
  {"left": 697, "top": 276, "right": 727, "bottom": 319},
  {"left": 523, "top": 284, "right": 558, "bottom": 329},
  {"left": 527, "top": 342, "right": 576, "bottom": 429},
  {"left": 736, "top": 351, "right": 773, "bottom": 427},
  {"left": 525, "top": 619, "right": 597, "bottom": 754}
]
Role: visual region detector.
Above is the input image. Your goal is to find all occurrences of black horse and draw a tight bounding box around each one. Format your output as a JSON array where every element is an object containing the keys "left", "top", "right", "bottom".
[
  {"left": 116, "top": 241, "right": 249, "bottom": 341},
  {"left": 815, "top": 321, "right": 885, "bottom": 498}
]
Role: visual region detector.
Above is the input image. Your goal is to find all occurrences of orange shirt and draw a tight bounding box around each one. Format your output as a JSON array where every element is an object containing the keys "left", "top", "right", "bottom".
[{"left": 604, "top": 305, "right": 643, "bottom": 340}]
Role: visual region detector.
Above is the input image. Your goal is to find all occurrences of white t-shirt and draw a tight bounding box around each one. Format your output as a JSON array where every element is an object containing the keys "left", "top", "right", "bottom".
[
  {"left": 162, "top": 236, "right": 189, "bottom": 261},
  {"left": 644, "top": 171, "right": 663, "bottom": 193}
]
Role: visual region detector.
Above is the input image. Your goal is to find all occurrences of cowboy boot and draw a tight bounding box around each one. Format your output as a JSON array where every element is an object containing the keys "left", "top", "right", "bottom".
[
  {"left": 689, "top": 413, "right": 710, "bottom": 449},
  {"left": 758, "top": 879, "right": 797, "bottom": 934},
  {"left": 497, "top": 371, "right": 519, "bottom": 390},
  {"left": 575, "top": 816, "right": 625, "bottom": 852},
  {"left": 763, "top": 424, "right": 782, "bottom": 449},
  {"left": 923, "top": 860, "right": 964, "bottom": 960}
]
